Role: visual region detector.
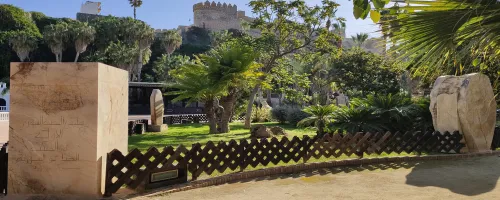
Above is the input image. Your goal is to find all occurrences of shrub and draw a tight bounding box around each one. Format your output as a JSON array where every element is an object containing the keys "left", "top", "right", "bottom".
[
  {"left": 251, "top": 105, "right": 271, "bottom": 122},
  {"left": 286, "top": 107, "right": 310, "bottom": 127},
  {"left": 271, "top": 106, "right": 288, "bottom": 124}
]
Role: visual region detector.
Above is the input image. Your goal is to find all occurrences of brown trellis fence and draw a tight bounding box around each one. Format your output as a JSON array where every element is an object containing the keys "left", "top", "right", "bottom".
[
  {"left": 105, "top": 131, "right": 464, "bottom": 196},
  {"left": 492, "top": 127, "right": 500, "bottom": 150},
  {"left": 0, "top": 143, "right": 8, "bottom": 195}
]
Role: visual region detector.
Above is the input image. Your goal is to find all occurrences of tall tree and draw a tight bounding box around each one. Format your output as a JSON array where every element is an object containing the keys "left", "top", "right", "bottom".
[
  {"left": 127, "top": 21, "right": 154, "bottom": 81},
  {"left": 157, "top": 30, "right": 182, "bottom": 57},
  {"left": 71, "top": 21, "right": 95, "bottom": 62},
  {"left": 169, "top": 62, "right": 222, "bottom": 134},
  {"left": 243, "top": 0, "right": 343, "bottom": 128},
  {"left": 128, "top": 0, "right": 143, "bottom": 19},
  {"left": 352, "top": 33, "right": 369, "bottom": 47},
  {"left": 8, "top": 31, "right": 38, "bottom": 62},
  {"left": 205, "top": 41, "right": 261, "bottom": 133},
  {"left": 43, "top": 22, "right": 69, "bottom": 62}
]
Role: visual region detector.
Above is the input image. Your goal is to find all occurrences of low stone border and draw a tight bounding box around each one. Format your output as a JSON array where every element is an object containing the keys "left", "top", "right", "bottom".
[{"left": 120, "top": 151, "right": 500, "bottom": 199}]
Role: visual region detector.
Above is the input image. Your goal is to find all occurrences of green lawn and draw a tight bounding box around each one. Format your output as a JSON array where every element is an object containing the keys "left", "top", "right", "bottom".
[{"left": 128, "top": 122, "right": 314, "bottom": 151}]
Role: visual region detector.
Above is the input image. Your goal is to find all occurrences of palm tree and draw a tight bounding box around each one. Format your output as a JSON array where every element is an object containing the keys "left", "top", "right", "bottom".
[
  {"left": 351, "top": 33, "right": 369, "bottom": 47},
  {"left": 157, "top": 30, "right": 182, "bottom": 57},
  {"left": 71, "top": 22, "right": 96, "bottom": 62},
  {"left": 43, "top": 22, "right": 69, "bottom": 62},
  {"left": 203, "top": 42, "right": 260, "bottom": 133},
  {"left": 169, "top": 62, "right": 222, "bottom": 134},
  {"left": 379, "top": 0, "right": 500, "bottom": 73},
  {"left": 8, "top": 31, "right": 38, "bottom": 62},
  {"left": 128, "top": 0, "right": 143, "bottom": 19},
  {"left": 298, "top": 105, "right": 336, "bottom": 136}
]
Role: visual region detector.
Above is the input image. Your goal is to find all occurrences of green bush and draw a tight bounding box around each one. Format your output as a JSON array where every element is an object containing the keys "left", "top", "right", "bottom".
[
  {"left": 251, "top": 106, "right": 272, "bottom": 122},
  {"left": 327, "top": 94, "right": 435, "bottom": 133},
  {"left": 271, "top": 106, "right": 288, "bottom": 124},
  {"left": 286, "top": 107, "right": 310, "bottom": 127}
]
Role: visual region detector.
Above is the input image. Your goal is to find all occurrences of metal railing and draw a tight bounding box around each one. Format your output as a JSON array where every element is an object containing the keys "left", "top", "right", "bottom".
[{"left": 0, "top": 112, "right": 8, "bottom": 121}]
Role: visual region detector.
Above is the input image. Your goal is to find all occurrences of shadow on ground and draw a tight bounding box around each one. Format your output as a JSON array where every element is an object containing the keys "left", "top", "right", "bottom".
[
  {"left": 228, "top": 156, "right": 500, "bottom": 196},
  {"left": 405, "top": 156, "right": 500, "bottom": 196}
]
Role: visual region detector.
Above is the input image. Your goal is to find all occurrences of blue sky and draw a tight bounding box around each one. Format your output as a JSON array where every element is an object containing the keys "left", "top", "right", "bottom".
[{"left": 1, "top": 0, "right": 380, "bottom": 37}]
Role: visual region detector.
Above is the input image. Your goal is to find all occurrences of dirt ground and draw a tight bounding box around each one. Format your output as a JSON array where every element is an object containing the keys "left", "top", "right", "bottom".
[{"left": 134, "top": 156, "right": 500, "bottom": 200}]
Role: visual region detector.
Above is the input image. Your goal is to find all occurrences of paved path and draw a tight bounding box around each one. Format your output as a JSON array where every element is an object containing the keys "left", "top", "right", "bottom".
[{"left": 136, "top": 156, "right": 500, "bottom": 200}]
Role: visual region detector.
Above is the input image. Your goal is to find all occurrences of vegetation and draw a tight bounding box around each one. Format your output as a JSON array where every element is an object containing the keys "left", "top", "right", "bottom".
[
  {"left": 128, "top": 0, "right": 143, "bottom": 20},
  {"left": 329, "top": 48, "right": 401, "bottom": 97},
  {"left": 298, "top": 105, "right": 336, "bottom": 136},
  {"left": 351, "top": 33, "right": 369, "bottom": 47},
  {"left": 242, "top": 0, "right": 344, "bottom": 129}
]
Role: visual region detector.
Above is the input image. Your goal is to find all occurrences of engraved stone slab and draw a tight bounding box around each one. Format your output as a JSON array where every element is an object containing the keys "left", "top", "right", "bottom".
[
  {"left": 430, "top": 73, "right": 496, "bottom": 153},
  {"left": 150, "top": 89, "right": 164, "bottom": 125},
  {"left": 148, "top": 89, "right": 167, "bottom": 132},
  {"left": 8, "top": 62, "right": 128, "bottom": 198}
]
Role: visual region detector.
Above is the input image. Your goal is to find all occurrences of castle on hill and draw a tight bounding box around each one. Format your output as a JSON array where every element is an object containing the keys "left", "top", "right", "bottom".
[{"left": 192, "top": 1, "right": 252, "bottom": 31}]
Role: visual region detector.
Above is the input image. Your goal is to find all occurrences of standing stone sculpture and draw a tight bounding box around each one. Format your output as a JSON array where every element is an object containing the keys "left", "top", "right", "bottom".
[
  {"left": 430, "top": 73, "right": 496, "bottom": 153},
  {"left": 9, "top": 62, "right": 128, "bottom": 198},
  {"left": 148, "top": 89, "right": 168, "bottom": 132}
]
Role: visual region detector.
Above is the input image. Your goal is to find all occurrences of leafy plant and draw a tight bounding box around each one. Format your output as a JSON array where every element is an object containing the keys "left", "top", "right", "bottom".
[
  {"left": 329, "top": 105, "right": 386, "bottom": 133},
  {"left": 271, "top": 106, "right": 288, "bottom": 124},
  {"left": 286, "top": 107, "right": 311, "bottom": 127},
  {"left": 251, "top": 105, "right": 271, "bottom": 123},
  {"left": 298, "top": 105, "right": 336, "bottom": 136}
]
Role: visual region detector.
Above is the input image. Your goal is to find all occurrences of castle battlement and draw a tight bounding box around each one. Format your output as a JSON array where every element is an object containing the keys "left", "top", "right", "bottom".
[{"left": 193, "top": 1, "right": 237, "bottom": 14}]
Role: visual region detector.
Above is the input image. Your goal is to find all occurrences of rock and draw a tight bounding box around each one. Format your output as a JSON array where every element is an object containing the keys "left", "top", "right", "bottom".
[
  {"left": 148, "top": 89, "right": 168, "bottom": 132},
  {"left": 250, "top": 125, "right": 273, "bottom": 138},
  {"left": 430, "top": 73, "right": 496, "bottom": 152},
  {"left": 270, "top": 126, "right": 287, "bottom": 136}
]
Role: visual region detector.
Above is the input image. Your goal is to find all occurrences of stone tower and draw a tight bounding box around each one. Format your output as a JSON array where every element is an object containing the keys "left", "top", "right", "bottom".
[{"left": 193, "top": 1, "right": 245, "bottom": 31}]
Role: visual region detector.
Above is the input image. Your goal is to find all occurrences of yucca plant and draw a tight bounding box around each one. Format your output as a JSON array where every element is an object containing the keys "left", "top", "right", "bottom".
[{"left": 298, "top": 105, "right": 337, "bottom": 136}]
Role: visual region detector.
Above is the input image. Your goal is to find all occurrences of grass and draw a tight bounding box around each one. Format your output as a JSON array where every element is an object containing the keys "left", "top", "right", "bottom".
[{"left": 128, "top": 122, "right": 314, "bottom": 151}]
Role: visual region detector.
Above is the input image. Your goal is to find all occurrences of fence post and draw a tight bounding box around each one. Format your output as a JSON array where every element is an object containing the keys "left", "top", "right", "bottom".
[{"left": 103, "top": 152, "right": 112, "bottom": 197}]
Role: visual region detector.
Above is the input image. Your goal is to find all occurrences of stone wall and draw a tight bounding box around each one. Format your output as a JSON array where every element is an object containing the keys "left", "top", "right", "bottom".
[{"left": 193, "top": 1, "right": 251, "bottom": 32}]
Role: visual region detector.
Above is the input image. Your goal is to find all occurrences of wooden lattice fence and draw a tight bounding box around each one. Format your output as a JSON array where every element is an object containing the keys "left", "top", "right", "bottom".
[{"left": 105, "top": 131, "right": 464, "bottom": 195}]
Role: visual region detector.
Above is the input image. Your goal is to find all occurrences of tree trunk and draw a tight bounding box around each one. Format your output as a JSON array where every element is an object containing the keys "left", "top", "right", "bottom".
[
  {"left": 219, "top": 89, "right": 238, "bottom": 133},
  {"left": 137, "top": 50, "right": 143, "bottom": 82},
  {"left": 55, "top": 54, "right": 59, "bottom": 63},
  {"left": 244, "top": 85, "right": 260, "bottom": 129},
  {"left": 205, "top": 100, "right": 218, "bottom": 134},
  {"left": 133, "top": 7, "right": 137, "bottom": 19},
  {"left": 74, "top": 52, "right": 80, "bottom": 63},
  {"left": 266, "top": 89, "right": 272, "bottom": 107}
]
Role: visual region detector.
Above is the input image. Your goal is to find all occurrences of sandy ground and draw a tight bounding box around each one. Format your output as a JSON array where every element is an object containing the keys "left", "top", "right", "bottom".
[
  {"left": 0, "top": 121, "right": 8, "bottom": 144},
  {"left": 134, "top": 156, "right": 500, "bottom": 200}
]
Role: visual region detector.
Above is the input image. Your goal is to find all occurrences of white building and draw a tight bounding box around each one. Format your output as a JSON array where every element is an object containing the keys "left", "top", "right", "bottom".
[
  {"left": 0, "top": 82, "right": 8, "bottom": 112},
  {"left": 79, "top": 1, "right": 101, "bottom": 15}
]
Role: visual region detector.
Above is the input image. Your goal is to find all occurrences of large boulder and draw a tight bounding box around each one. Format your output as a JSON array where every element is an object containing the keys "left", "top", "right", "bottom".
[
  {"left": 250, "top": 125, "right": 273, "bottom": 138},
  {"left": 430, "top": 73, "right": 496, "bottom": 152}
]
